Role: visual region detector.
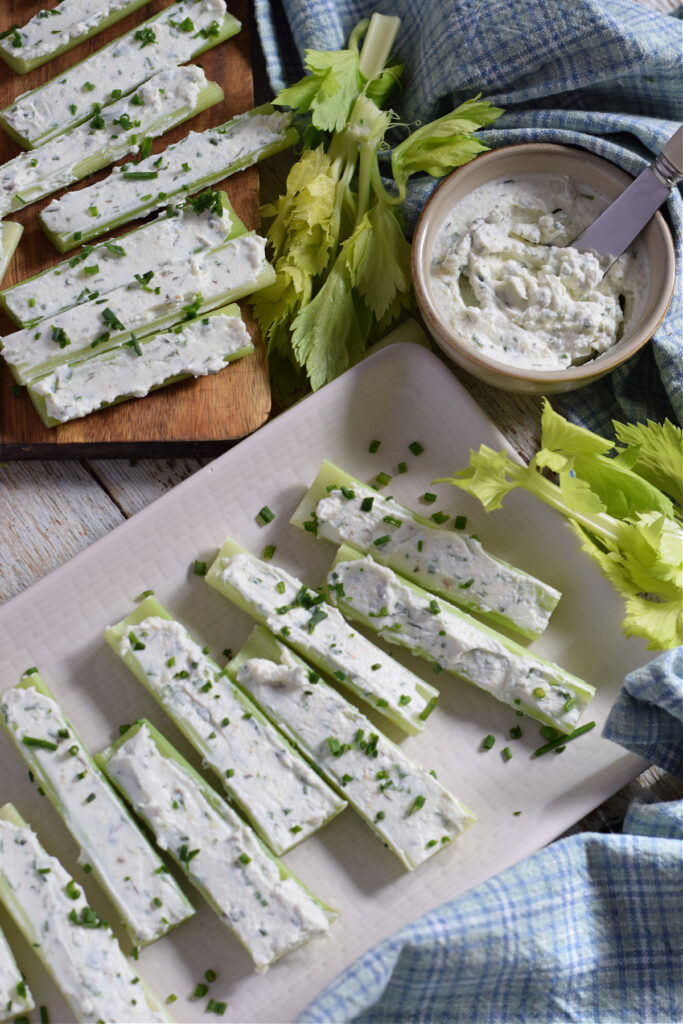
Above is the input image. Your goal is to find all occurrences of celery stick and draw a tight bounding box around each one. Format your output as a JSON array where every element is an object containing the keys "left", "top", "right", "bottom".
[
  {"left": 229, "top": 625, "right": 477, "bottom": 870},
  {"left": 0, "top": 0, "right": 149, "bottom": 76},
  {"left": 104, "top": 596, "right": 346, "bottom": 854},
  {"left": 291, "top": 459, "right": 561, "bottom": 639},
  {"left": 40, "top": 106, "right": 297, "bottom": 252},
  {"left": 0, "top": 671, "right": 195, "bottom": 944},
  {"left": 327, "top": 545, "right": 596, "bottom": 735},
  {"left": 97, "top": 720, "right": 338, "bottom": 973},
  {"left": 0, "top": 66, "right": 223, "bottom": 219},
  {"left": 2, "top": 233, "right": 274, "bottom": 385},
  {"left": 27, "top": 304, "right": 253, "bottom": 427},
  {"left": 0, "top": 0, "right": 240, "bottom": 142},
  {"left": 205, "top": 539, "right": 440, "bottom": 735},
  {"left": 1, "top": 191, "right": 244, "bottom": 328},
  {"left": 0, "top": 804, "right": 173, "bottom": 1023},
  {"left": 0, "top": 924, "right": 34, "bottom": 1021},
  {"left": 0, "top": 222, "right": 23, "bottom": 288}
]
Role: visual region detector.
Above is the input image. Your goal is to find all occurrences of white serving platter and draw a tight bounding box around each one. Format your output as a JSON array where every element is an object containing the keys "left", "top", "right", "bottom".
[{"left": 0, "top": 342, "right": 650, "bottom": 1023}]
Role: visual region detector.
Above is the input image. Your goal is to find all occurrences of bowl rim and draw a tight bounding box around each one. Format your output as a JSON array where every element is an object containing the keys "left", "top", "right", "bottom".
[{"left": 411, "top": 142, "right": 677, "bottom": 385}]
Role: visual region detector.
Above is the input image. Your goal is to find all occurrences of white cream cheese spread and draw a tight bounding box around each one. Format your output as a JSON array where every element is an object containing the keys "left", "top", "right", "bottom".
[
  {"left": 312, "top": 477, "right": 560, "bottom": 638},
  {"left": 105, "top": 723, "right": 335, "bottom": 972},
  {"left": 1, "top": 0, "right": 232, "bottom": 145},
  {"left": 1, "top": 684, "right": 194, "bottom": 943},
  {"left": 0, "top": 64, "right": 208, "bottom": 217},
  {"left": 0, "top": 814, "right": 170, "bottom": 1022},
  {"left": 215, "top": 550, "right": 439, "bottom": 732},
  {"left": 3, "top": 196, "right": 239, "bottom": 327},
  {"left": 40, "top": 109, "right": 294, "bottom": 244},
  {"left": 329, "top": 555, "right": 595, "bottom": 733},
  {"left": 236, "top": 653, "right": 476, "bottom": 870},
  {"left": 30, "top": 312, "right": 252, "bottom": 424},
  {"left": 0, "top": 925, "right": 34, "bottom": 1018},
  {"left": 429, "top": 174, "right": 648, "bottom": 370},
  {"left": 115, "top": 613, "right": 346, "bottom": 854},
  {"left": 2, "top": 233, "right": 269, "bottom": 383},
  {"left": 0, "top": 1, "right": 146, "bottom": 71}
]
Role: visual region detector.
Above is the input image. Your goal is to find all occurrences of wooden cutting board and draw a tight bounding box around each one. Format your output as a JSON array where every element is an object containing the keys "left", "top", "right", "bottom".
[{"left": 0, "top": 0, "right": 271, "bottom": 459}]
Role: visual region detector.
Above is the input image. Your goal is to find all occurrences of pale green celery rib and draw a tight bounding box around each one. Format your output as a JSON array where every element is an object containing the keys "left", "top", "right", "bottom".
[
  {"left": 2, "top": 78, "right": 224, "bottom": 218},
  {"left": 27, "top": 303, "right": 253, "bottom": 427},
  {"left": 0, "top": 803, "right": 172, "bottom": 1024},
  {"left": 328, "top": 544, "right": 596, "bottom": 735},
  {"left": 0, "top": 921, "right": 34, "bottom": 1020},
  {"left": 205, "top": 538, "right": 440, "bottom": 736},
  {"left": 1, "top": 191, "right": 244, "bottom": 328},
  {"left": 0, "top": 4, "right": 240, "bottom": 141},
  {"left": 0, "top": 671, "right": 195, "bottom": 943},
  {"left": 290, "top": 459, "right": 561, "bottom": 640},
  {"left": 0, "top": 0, "right": 150, "bottom": 76},
  {"left": 96, "top": 719, "right": 339, "bottom": 971},
  {"left": 3, "top": 238, "right": 275, "bottom": 385},
  {"left": 40, "top": 106, "right": 298, "bottom": 252},
  {"left": 0, "top": 222, "right": 23, "bottom": 288},
  {"left": 227, "top": 625, "right": 477, "bottom": 871},
  {"left": 104, "top": 595, "right": 346, "bottom": 854}
]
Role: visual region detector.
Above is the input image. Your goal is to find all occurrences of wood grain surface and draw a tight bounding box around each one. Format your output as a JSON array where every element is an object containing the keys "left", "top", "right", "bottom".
[{"left": 0, "top": 0, "right": 271, "bottom": 459}]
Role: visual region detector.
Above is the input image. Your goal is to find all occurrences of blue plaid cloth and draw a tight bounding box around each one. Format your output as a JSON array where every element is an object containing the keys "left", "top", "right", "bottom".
[
  {"left": 254, "top": 0, "right": 683, "bottom": 432},
  {"left": 296, "top": 648, "right": 683, "bottom": 1024}
]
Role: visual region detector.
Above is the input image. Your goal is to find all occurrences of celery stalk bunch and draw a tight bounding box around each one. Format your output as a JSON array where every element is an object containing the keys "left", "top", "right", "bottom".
[
  {"left": 253, "top": 14, "right": 502, "bottom": 396},
  {"left": 438, "top": 401, "right": 683, "bottom": 650}
]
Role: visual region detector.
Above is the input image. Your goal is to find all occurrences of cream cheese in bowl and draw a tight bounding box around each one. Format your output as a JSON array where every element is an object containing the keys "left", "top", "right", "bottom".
[{"left": 429, "top": 174, "right": 649, "bottom": 370}]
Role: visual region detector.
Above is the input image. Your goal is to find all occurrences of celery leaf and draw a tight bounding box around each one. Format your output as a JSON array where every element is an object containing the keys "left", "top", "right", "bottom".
[
  {"left": 351, "top": 201, "right": 411, "bottom": 320},
  {"left": 290, "top": 259, "right": 365, "bottom": 390},
  {"left": 276, "top": 49, "right": 364, "bottom": 133},
  {"left": 614, "top": 418, "right": 683, "bottom": 507}
]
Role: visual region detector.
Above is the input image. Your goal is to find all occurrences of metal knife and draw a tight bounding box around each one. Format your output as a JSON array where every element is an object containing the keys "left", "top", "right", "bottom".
[{"left": 572, "top": 125, "right": 682, "bottom": 263}]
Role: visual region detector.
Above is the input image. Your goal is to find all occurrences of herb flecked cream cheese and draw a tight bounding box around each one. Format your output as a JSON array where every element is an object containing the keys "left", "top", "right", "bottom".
[
  {"left": 0, "top": 806, "right": 171, "bottom": 1023},
  {"left": 429, "top": 174, "right": 648, "bottom": 370},
  {"left": 0, "top": 924, "right": 34, "bottom": 1018},
  {"left": 100, "top": 722, "right": 337, "bottom": 973}
]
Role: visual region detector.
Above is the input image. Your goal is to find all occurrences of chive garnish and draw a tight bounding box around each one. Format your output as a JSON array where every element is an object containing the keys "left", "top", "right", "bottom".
[
  {"left": 398, "top": 461, "right": 407, "bottom": 473},
  {"left": 454, "top": 515, "right": 468, "bottom": 530},
  {"left": 238, "top": 853, "right": 251, "bottom": 865},
  {"left": 123, "top": 170, "right": 159, "bottom": 180},
  {"left": 257, "top": 505, "right": 275, "bottom": 524},
  {"left": 408, "top": 441, "right": 424, "bottom": 455},
  {"left": 419, "top": 696, "right": 438, "bottom": 720},
  {"left": 193, "top": 560, "right": 207, "bottom": 576},
  {"left": 22, "top": 736, "right": 57, "bottom": 751},
  {"left": 409, "top": 795, "right": 426, "bottom": 814},
  {"left": 360, "top": 496, "right": 374, "bottom": 512},
  {"left": 509, "top": 726, "right": 522, "bottom": 739},
  {"left": 205, "top": 969, "right": 217, "bottom": 983},
  {"left": 193, "top": 983, "right": 209, "bottom": 998},
  {"left": 533, "top": 721, "right": 596, "bottom": 757},
  {"left": 502, "top": 746, "right": 513, "bottom": 761},
  {"left": 431, "top": 511, "right": 449, "bottom": 524},
  {"left": 422, "top": 492, "right": 437, "bottom": 503},
  {"left": 482, "top": 734, "right": 495, "bottom": 750},
  {"left": 375, "top": 472, "right": 391, "bottom": 487},
  {"left": 262, "top": 544, "right": 276, "bottom": 560},
  {"left": 368, "top": 439, "right": 381, "bottom": 453}
]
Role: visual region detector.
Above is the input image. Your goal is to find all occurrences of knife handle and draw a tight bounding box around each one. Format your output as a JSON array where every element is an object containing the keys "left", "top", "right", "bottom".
[{"left": 654, "top": 126, "right": 683, "bottom": 188}]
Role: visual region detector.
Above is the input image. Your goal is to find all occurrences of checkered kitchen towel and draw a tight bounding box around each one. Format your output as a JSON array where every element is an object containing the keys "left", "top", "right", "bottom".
[
  {"left": 296, "top": 648, "right": 683, "bottom": 1024},
  {"left": 254, "top": 0, "right": 683, "bottom": 433}
]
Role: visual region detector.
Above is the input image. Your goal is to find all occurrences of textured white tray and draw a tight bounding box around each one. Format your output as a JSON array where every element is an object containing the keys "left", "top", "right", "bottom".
[{"left": 0, "top": 343, "right": 649, "bottom": 1023}]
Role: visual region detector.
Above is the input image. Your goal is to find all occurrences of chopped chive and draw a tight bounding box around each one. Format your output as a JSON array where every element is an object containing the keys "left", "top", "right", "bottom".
[
  {"left": 398, "top": 694, "right": 411, "bottom": 705},
  {"left": 431, "top": 511, "right": 449, "bottom": 525},
  {"left": 123, "top": 170, "right": 159, "bottom": 180},
  {"left": 341, "top": 486, "right": 355, "bottom": 499},
  {"left": 360, "top": 496, "right": 374, "bottom": 512},
  {"left": 408, "top": 441, "right": 424, "bottom": 455},
  {"left": 238, "top": 853, "right": 251, "bottom": 865},
  {"left": 563, "top": 697, "right": 576, "bottom": 712},
  {"left": 257, "top": 505, "right": 275, "bottom": 525},
  {"left": 532, "top": 687, "right": 546, "bottom": 699},
  {"left": 428, "top": 599, "right": 440, "bottom": 614},
  {"left": 65, "top": 880, "right": 80, "bottom": 900},
  {"left": 375, "top": 472, "right": 391, "bottom": 487},
  {"left": 204, "top": 969, "right": 217, "bottom": 983},
  {"left": 533, "top": 721, "right": 596, "bottom": 758},
  {"left": 368, "top": 439, "right": 381, "bottom": 453},
  {"left": 397, "top": 461, "right": 407, "bottom": 473},
  {"left": 454, "top": 515, "right": 468, "bottom": 530},
  {"left": 383, "top": 515, "right": 402, "bottom": 528},
  {"left": 193, "top": 560, "right": 207, "bottom": 576},
  {"left": 482, "top": 734, "right": 495, "bottom": 750},
  {"left": 193, "top": 983, "right": 209, "bottom": 999},
  {"left": 422, "top": 492, "right": 437, "bottom": 503},
  {"left": 509, "top": 726, "right": 522, "bottom": 739},
  {"left": 419, "top": 696, "right": 438, "bottom": 720},
  {"left": 22, "top": 736, "right": 57, "bottom": 751},
  {"left": 502, "top": 746, "right": 513, "bottom": 761},
  {"left": 262, "top": 544, "right": 276, "bottom": 560},
  {"left": 207, "top": 1000, "right": 228, "bottom": 1016},
  {"left": 409, "top": 795, "right": 426, "bottom": 814},
  {"left": 373, "top": 535, "right": 390, "bottom": 546}
]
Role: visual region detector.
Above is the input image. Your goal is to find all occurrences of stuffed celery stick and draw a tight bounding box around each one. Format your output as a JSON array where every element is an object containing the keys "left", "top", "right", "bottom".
[
  {"left": 229, "top": 626, "right": 477, "bottom": 870},
  {"left": 0, "top": 223, "right": 22, "bottom": 288},
  {"left": 0, "top": 804, "right": 173, "bottom": 1023},
  {"left": 1, "top": 190, "right": 244, "bottom": 328},
  {"left": 28, "top": 305, "right": 254, "bottom": 426},
  {"left": 0, "top": 0, "right": 149, "bottom": 76},
  {"left": 40, "top": 105, "right": 297, "bottom": 252},
  {"left": 2, "top": 233, "right": 273, "bottom": 385},
  {"left": 0, "top": 65, "right": 223, "bottom": 219},
  {"left": 292, "top": 459, "right": 561, "bottom": 640},
  {"left": 205, "top": 539, "right": 439, "bottom": 735},
  {"left": 105, "top": 596, "right": 346, "bottom": 854},
  {"left": 0, "top": 0, "right": 239, "bottom": 139},
  {"left": 98, "top": 720, "right": 338, "bottom": 973},
  {"left": 327, "top": 546, "right": 595, "bottom": 734},
  {"left": 0, "top": 924, "right": 34, "bottom": 1021},
  {"left": 0, "top": 671, "right": 194, "bottom": 945}
]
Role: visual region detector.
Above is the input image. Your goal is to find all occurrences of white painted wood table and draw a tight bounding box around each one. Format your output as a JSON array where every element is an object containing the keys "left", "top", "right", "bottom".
[{"left": 0, "top": 0, "right": 680, "bottom": 881}]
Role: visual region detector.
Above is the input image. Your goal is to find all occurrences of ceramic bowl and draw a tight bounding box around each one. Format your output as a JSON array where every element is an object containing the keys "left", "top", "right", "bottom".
[{"left": 411, "top": 143, "right": 676, "bottom": 393}]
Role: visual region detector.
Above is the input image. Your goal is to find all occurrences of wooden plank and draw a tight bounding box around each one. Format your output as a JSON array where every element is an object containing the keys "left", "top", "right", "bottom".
[
  {"left": 84, "top": 455, "right": 206, "bottom": 517},
  {"left": 0, "top": 0, "right": 271, "bottom": 459},
  {"left": 0, "top": 460, "right": 123, "bottom": 602}
]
